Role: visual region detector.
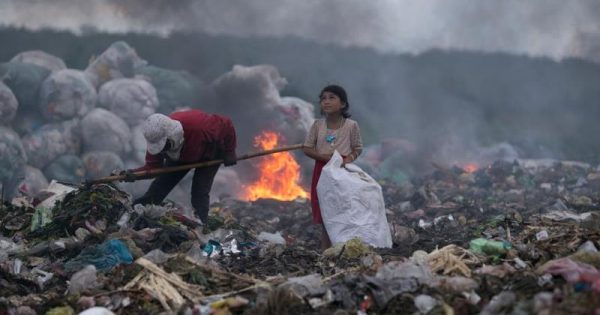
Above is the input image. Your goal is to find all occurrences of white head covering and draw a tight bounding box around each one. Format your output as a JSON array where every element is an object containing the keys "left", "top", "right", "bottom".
[{"left": 142, "top": 114, "right": 183, "bottom": 155}]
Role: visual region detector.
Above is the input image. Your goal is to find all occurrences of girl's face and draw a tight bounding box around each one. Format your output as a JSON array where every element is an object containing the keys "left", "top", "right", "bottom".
[{"left": 320, "top": 91, "right": 345, "bottom": 115}]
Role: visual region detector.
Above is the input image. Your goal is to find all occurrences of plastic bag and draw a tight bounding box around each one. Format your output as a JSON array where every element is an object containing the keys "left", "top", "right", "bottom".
[
  {"left": 317, "top": 151, "right": 392, "bottom": 248},
  {"left": 44, "top": 154, "right": 86, "bottom": 183},
  {"left": 39, "top": 69, "right": 97, "bottom": 121},
  {"left": 11, "top": 50, "right": 67, "bottom": 72},
  {"left": 21, "top": 119, "right": 81, "bottom": 169},
  {"left": 97, "top": 78, "right": 158, "bottom": 126},
  {"left": 15, "top": 165, "right": 49, "bottom": 197},
  {"left": 82, "top": 151, "right": 125, "bottom": 180},
  {"left": 85, "top": 41, "right": 147, "bottom": 88},
  {"left": 135, "top": 65, "right": 200, "bottom": 114},
  {"left": 68, "top": 265, "right": 99, "bottom": 294},
  {"left": 64, "top": 239, "right": 133, "bottom": 273},
  {"left": 0, "top": 81, "right": 18, "bottom": 125},
  {"left": 81, "top": 108, "right": 131, "bottom": 154},
  {"left": 0, "top": 61, "right": 50, "bottom": 110}
]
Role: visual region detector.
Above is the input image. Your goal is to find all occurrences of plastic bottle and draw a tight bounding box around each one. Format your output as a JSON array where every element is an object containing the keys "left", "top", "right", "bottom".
[{"left": 469, "top": 238, "right": 512, "bottom": 256}]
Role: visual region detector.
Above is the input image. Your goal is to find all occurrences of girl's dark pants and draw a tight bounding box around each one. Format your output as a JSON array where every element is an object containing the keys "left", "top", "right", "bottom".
[{"left": 133, "top": 163, "right": 220, "bottom": 223}]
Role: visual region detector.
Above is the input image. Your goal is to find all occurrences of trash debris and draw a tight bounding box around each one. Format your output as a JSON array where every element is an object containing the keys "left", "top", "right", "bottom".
[{"left": 257, "top": 231, "right": 286, "bottom": 245}]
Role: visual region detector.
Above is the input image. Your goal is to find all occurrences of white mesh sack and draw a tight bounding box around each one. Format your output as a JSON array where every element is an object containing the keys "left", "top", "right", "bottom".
[
  {"left": 11, "top": 111, "right": 45, "bottom": 136},
  {"left": 81, "top": 108, "right": 131, "bottom": 154},
  {"left": 11, "top": 50, "right": 67, "bottom": 72},
  {"left": 0, "top": 61, "right": 50, "bottom": 110},
  {"left": 21, "top": 119, "right": 82, "bottom": 169},
  {"left": 0, "top": 81, "right": 18, "bottom": 125},
  {"left": 39, "top": 69, "right": 97, "bottom": 121},
  {"left": 85, "top": 41, "right": 147, "bottom": 88},
  {"left": 82, "top": 151, "right": 125, "bottom": 180},
  {"left": 98, "top": 78, "right": 158, "bottom": 126},
  {"left": 0, "top": 126, "right": 27, "bottom": 183},
  {"left": 43, "top": 154, "right": 86, "bottom": 184}
]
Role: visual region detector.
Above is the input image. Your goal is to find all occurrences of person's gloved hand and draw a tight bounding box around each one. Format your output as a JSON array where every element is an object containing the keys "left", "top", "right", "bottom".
[
  {"left": 223, "top": 152, "right": 237, "bottom": 167},
  {"left": 118, "top": 169, "right": 136, "bottom": 182}
]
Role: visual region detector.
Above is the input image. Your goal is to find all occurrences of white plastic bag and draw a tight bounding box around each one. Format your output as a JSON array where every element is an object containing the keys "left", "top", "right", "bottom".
[{"left": 317, "top": 151, "right": 392, "bottom": 248}]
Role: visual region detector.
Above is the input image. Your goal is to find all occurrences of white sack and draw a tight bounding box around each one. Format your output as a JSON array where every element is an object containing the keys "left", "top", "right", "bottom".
[
  {"left": 317, "top": 151, "right": 392, "bottom": 248},
  {"left": 11, "top": 50, "right": 67, "bottom": 72},
  {"left": 85, "top": 41, "right": 147, "bottom": 88},
  {"left": 97, "top": 78, "right": 158, "bottom": 126},
  {"left": 39, "top": 69, "right": 97, "bottom": 121},
  {"left": 0, "top": 81, "right": 18, "bottom": 125},
  {"left": 81, "top": 108, "right": 131, "bottom": 154}
]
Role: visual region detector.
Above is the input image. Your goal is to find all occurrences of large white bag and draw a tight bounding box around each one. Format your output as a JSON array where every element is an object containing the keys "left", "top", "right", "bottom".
[{"left": 317, "top": 151, "right": 392, "bottom": 248}]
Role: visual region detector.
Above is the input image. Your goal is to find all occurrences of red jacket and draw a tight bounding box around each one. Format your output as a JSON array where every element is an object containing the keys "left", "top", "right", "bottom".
[{"left": 136, "top": 109, "right": 236, "bottom": 171}]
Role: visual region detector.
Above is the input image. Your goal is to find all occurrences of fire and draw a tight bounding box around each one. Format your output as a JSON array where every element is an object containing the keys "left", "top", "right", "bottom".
[
  {"left": 463, "top": 163, "right": 479, "bottom": 174},
  {"left": 243, "top": 131, "right": 309, "bottom": 201}
]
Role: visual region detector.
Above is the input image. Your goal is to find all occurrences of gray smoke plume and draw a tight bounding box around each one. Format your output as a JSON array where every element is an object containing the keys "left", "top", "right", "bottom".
[{"left": 1, "top": 0, "right": 600, "bottom": 62}]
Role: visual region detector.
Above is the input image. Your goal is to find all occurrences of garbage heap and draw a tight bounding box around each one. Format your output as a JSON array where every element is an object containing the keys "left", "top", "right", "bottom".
[{"left": 1, "top": 157, "right": 600, "bottom": 315}]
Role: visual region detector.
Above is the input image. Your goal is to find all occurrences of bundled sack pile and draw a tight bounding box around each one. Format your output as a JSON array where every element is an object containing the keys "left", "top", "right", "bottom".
[{"left": 0, "top": 41, "right": 203, "bottom": 201}]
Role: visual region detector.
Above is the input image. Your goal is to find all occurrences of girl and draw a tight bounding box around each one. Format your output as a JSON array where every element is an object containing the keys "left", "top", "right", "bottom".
[{"left": 303, "top": 85, "right": 363, "bottom": 249}]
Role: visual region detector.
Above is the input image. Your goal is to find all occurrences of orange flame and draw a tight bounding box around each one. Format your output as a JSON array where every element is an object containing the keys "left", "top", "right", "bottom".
[
  {"left": 243, "top": 131, "right": 309, "bottom": 201},
  {"left": 463, "top": 163, "right": 479, "bottom": 174}
]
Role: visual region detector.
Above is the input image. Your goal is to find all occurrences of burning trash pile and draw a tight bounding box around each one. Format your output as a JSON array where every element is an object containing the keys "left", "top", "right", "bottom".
[{"left": 1, "top": 157, "right": 600, "bottom": 314}]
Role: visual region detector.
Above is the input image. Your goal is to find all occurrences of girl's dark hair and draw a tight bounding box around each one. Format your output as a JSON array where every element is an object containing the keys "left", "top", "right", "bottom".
[{"left": 319, "top": 84, "right": 351, "bottom": 118}]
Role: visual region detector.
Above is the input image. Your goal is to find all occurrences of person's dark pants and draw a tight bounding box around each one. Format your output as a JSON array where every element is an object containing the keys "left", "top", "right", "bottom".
[{"left": 133, "top": 164, "right": 220, "bottom": 223}]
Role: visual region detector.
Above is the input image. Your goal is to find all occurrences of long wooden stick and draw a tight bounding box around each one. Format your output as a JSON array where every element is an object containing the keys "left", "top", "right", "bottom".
[{"left": 87, "top": 143, "right": 304, "bottom": 185}]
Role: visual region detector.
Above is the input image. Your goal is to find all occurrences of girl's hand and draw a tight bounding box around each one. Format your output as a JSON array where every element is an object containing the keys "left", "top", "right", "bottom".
[{"left": 341, "top": 156, "right": 353, "bottom": 167}]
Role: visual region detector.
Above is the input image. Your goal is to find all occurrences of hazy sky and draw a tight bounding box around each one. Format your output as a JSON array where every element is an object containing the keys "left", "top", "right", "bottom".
[{"left": 1, "top": 0, "right": 599, "bottom": 62}]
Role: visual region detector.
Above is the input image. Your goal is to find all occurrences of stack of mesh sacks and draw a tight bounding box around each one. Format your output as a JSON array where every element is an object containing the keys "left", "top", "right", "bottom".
[{"left": 0, "top": 42, "right": 202, "bottom": 202}]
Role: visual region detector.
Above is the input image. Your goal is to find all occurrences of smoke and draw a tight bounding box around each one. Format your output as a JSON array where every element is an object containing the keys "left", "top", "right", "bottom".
[{"left": 1, "top": 0, "right": 600, "bottom": 62}]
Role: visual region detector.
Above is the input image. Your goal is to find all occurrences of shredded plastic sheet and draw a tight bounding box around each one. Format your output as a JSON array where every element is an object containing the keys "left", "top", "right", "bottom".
[
  {"left": 0, "top": 61, "right": 50, "bottom": 110},
  {"left": 0, "top": 81, "right": 18, "bottom": 125},
  {"left": 98, "top": 78, "right": 158, "bottom": 126},
  {"left": 39, "top": 69, "right": 97, "bottom": 121},
  {"left": 82, "top": 151, "right": 125, "bottom": 180},
  {"left": 43, "top": 154, "right": 86, "bottom": 184},
  {"left": 81, "top": 108, "right": 131, "bottom": 154},
  {"left": 11, "top": 50, "right": 67, "bottom": 72},
  {"left": 85, "top": 41, "right": 147, "bottom": 88},
  {"left": 317, "top": 151, "right": 392, "bottom": 248},
  {"left": 21, "top": 119, "right": 81, "bottom": 169}
]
